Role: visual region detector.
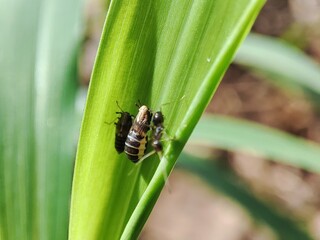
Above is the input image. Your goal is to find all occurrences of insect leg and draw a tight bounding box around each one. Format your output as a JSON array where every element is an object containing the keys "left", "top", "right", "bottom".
[
  {"left": 104, "top": 117, "right": 118, "bottom": 125},
  {"left": 134, "top": 150, "right": 156, "bottom": 165}
]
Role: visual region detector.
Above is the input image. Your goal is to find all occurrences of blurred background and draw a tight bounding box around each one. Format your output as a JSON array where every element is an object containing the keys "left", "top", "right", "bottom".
[{"left": 81, "top": 0, "right": 320, "bottom": 239}]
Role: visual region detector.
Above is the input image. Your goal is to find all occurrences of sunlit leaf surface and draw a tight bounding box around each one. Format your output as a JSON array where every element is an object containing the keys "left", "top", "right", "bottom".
[{"left": 69, "top": 0, "right": 265, "bottom": 239}]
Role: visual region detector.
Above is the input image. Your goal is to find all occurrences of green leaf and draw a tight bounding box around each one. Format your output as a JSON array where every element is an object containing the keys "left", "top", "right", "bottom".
[
  {"left": 0, "top": 1, "right": 40, "bottom": 239},
  {"left": 69, "top": 0, "right": 265, "bottom": 239},
  {"left": 192, "top": 114, "right": 320, "bottom": 173},
  {"left": 0, "top": 0, "right": 83, "bottom": 239},
  {"left": 235, "top": 33, "right": 320, "bottom": 95},
  {"left": 178, "top": 153, "right": 313, "bottom": 240}
]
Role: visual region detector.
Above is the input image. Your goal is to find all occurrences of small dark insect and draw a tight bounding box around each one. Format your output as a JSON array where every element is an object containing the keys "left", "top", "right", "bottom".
[
  {"left": 114, "top": 101, "right": 133, "bottom": 153},
  {"left": 124, "top": 104, "right": 152, "bottom": 163},
  {"left": 149, "top": 96, "right": 185, "bottom": 155},
  {"left": 151, "top": 111, "right": 165, "bottom": 154},
  {"left": 135, "top": 109, "right": 170, "bottom": 183}
]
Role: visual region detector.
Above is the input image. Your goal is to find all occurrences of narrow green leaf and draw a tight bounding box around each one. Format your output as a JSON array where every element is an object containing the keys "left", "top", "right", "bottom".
[
  {"left": 34, "top": 1, "right": 84, "bottom": 239},
  {"left": 0, "top": 1, "right": 40, "bottom": 239},
  {"left": 69, "top": 0, "right": 265, "bottom": 239},
  {"left": 235, "top": 33, "right": 320, "bottom": 95},
  {"left": 0, "top": 0, "right": 84, "bottom": 239},
  {"left": 178, "top": 153, "right": 313, "bottom": 240},
  {"left": 192, "top": 114, "right": 320, "bottom": 173}
]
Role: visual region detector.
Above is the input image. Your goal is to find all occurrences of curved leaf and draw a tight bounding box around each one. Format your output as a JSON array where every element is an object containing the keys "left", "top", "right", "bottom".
[
  {"left": 192, "top": 114, "right": 320, "bottom": 173},
  {"left": 69, "top": 0, "right": 265, "bottom": 239},
  {"left": 235, "top": 33, "right": 320, "bottom": 95},
  {"left": 0, "top": 0, "right": 83, "bottom": 239}
]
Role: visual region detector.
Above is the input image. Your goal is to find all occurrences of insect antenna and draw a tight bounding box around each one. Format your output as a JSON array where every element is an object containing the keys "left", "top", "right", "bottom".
[
  {"left": 135, "top": 99, "right": 143, "bottom": 108},
  {"left": 105, "top": 101, "right": 127, "bottom": 124},
  {"left": 158, "top": 95, "right": 186, "bottom": 111},
  {"left": 116, "top": 100, "right": 125, "bottom": 112}
]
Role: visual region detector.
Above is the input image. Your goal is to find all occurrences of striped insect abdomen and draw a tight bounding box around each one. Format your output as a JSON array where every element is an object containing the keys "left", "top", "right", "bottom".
[
  {"left": 125, "top": 132, "right": 148, "bottom": 163},
  {"left": 124, "top": 105, "right": 152, "bottom": 163}
]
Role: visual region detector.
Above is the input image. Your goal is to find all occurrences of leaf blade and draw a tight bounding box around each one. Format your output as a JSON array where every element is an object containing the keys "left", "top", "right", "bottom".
[
  {"left": 235, "top": 33, "right": 320, "bottom": 94},
  {"left": 0, "top": 0, "right": 84, "bottom": 239},
  {"left": 69, "top": 0, "right": 265, "bottom": 239},
  {"left": 192, "top": 114, "right": 320, "bottom": 172}
]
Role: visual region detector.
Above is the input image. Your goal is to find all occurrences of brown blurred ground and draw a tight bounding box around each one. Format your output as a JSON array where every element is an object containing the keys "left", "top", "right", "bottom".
[{"left": 142, "top": 0, "right": 320, "bottom": 239}]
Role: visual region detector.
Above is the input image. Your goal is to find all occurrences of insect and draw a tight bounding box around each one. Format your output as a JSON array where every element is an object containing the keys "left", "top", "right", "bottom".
[
  {"left": 134, "top": 109, "right": 172, "bottom": 184},
  {"left": 125, "top": 96, "right": 184, "bottom": 164},
  {"left": 124, "top": 104, "right": 152, "bottom": 163},
  {"left": 113, "top": 101, "right": 133, "bottom": 153},
  {"left": 151, "top": 96, "right": 185, "bottom": 152},
  {"left": 151, "top": 111, "right": 165, "bottom": 154},
  {"left": 132, "top": 110, "right": 168, "bottom": 164}
]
